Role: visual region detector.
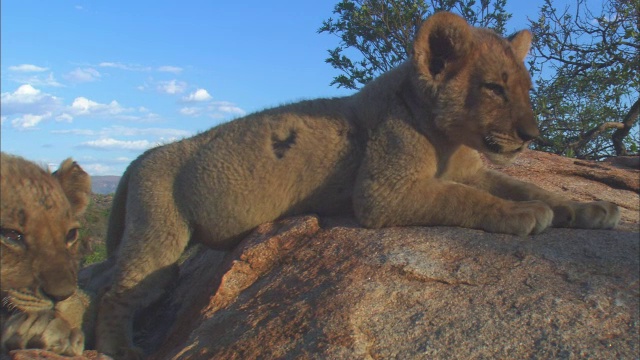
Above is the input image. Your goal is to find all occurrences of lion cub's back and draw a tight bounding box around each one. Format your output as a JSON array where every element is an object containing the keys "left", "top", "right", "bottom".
[{"left": 178, "top": 99, "right": 364, "bottom": 243}]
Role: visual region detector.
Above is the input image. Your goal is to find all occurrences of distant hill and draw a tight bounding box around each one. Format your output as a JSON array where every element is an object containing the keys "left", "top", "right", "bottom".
[{"left": 91, "top": 176, "right": 121, "bottom": 194}]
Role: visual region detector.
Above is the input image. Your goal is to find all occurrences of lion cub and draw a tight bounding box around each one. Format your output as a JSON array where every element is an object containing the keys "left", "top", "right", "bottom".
[
  {"left": 96, "top": 12, "right": 620, "bottom": 359},
  {"left": 1, "top": 153, "right": 92, "bottom": 356}
]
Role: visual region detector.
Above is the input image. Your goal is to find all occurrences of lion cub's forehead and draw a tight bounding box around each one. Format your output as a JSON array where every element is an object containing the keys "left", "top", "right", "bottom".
[
  {"left": 1, "top": 175, "right": 73, "bottom": 228},
  {"left": 473, "top": 30, "right": 531, "bottom": 87},
  {"left": 23, "top": 176, "right": 69, "bottom": 208}
]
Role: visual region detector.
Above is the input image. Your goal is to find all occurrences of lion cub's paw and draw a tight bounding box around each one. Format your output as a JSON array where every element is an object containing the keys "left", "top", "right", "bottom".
[
  {"left": 572, "top": 201, "right": 620, "bottom": 229},
  {"left": 506, "top": 200, "right": 554, "bottom": 236},
  {"left": 2, "top": 310, "right": 84, "bottom": 356},
  {"left": 552, "top": 201, "right": 620, "bottom": 229}
]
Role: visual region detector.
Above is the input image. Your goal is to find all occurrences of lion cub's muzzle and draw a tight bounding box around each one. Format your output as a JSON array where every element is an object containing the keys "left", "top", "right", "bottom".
[
  {"left": 516, "top": 123, "right": 539, "bottom": 143},
  {"left": 4, "top": 288, "right": 55, "bottom": 313},
  {"left": 41, "top": 279, "right": 77, "bottom": 302},
  {"left": 483, "top": 120, "right": 539, "bottom": 156},
  {"left": 483, "top": 127, "right": 539, "bottom": 165},
  {"left": 483, "top": 133, "right": 529, "bottom": 155},
  {"left": 31, "top": 253, "right": 79, "bottom": 302}
]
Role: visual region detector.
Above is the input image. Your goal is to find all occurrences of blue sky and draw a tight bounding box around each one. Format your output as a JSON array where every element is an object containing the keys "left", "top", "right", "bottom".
[{"left": 2, "top": 0, "right": 548, "bottom": 176}]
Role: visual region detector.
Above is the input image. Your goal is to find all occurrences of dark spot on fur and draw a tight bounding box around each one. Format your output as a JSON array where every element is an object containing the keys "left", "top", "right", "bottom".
[
  {"left": 17, "top": 209, "right": 27, "bottom": 227},
  {"left": 272, "top": 129, "right": 297, "bottom": 159},
  {"left": 39, "top": 194, "right": 55, "bottom": 210},
  {"left": 502, "top": 72, "right": 508, "bottom": 83}
]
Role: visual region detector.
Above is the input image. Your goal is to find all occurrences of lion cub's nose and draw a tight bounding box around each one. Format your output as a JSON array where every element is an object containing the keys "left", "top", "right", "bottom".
[
  {"left": 43, "top": 287, "right": 75, "bottom": 302},
  {"left": 40, "top": 272, "right": 77, "bottom": 301},
  {"left": 516, "top": 123, "right": 539, "bottom": 142}
]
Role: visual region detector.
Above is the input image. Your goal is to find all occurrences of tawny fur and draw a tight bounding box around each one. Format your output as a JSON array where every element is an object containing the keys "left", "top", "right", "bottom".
[
  {"left": 96, "top": 12, "right": 620, "bottom": 359},
  {"left": 0, "top": 153, "right": 92, "bottom": 356}
]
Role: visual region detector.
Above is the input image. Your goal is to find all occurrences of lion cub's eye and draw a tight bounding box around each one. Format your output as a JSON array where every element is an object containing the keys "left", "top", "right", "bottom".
[
  {"left": 66, "top": 228, "right": 80, "bottom": 246},
  {"left": 1, "top": 228, "right": 25, "bottom": 248},
  {"left": 483, "top": 83, "right": 506, "bottom": 98}
]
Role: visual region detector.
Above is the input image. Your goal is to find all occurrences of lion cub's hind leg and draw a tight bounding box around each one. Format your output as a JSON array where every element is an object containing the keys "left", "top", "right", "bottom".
[{"left": 97, "top": 202, "right": 190, "bottom": 360}]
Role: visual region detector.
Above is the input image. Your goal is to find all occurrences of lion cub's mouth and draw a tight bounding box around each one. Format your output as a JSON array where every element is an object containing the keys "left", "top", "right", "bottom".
[
  {"left": 482, "top": 133, "right": 529, "bottom": 165},
  {"left": 483, "top": 133, "right": 526, "bottom": 155}
]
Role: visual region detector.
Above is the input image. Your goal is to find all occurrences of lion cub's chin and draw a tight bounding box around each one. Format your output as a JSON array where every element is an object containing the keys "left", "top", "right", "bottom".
[{"left": 482, "top": 149, "right": 522, "bottom": 165}]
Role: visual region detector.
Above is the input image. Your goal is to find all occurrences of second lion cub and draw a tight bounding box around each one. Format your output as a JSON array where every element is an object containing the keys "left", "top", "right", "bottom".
[{"left": 97, "top": 12, "right": 620, "bottom": 359}]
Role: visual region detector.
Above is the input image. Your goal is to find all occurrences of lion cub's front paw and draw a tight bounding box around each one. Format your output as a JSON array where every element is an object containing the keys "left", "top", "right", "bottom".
[
  {"left": 499, "top": 200, "right": 553, "bottom": 236},
  {"left": 572, "top": 201, "right": 620, "bottom": 229},
  {"left": 484, "top": 201, "right": 553, "bottom": 236},
  {"left": 2, "top": 310, "right": 84, "bottom": 356},
  {"left": 485, "top": 201, "right": 552, "bottom": 236},
  {"left": 552, "top": 201, "right": 620, "bottom": 229}
]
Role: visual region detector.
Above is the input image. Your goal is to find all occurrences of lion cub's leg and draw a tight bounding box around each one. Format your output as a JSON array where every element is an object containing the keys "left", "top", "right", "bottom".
[
  {"left": 355, "top": 176, "right": 553, "bottom": 236},
  {"left": 96, "top": 209, "right": 189, "bottom": 360},
  {"left": 475, "top": 169, "right": 620, "bottom": 229},
  {"left": 353, "top": 119, "right": 553, "bottom": 236}
]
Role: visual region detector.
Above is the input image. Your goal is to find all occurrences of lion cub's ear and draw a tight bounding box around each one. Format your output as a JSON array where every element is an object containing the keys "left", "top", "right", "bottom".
[
  {"left": 413, "top": 11, "right": 473, "bottom": 81},
  {"left": 508, "top": 30, "right": 533, "bottom": 62},
  {"left": 53, "top": 159, "right": 91, "bottom": 216}
]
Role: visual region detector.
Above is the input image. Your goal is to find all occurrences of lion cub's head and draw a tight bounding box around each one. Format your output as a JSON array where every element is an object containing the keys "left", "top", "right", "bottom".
[
  {"left": 413, "top": 12, "right": 538, "bottom": 164},
  {"left": 1, "top": 153, "right": 91, "bottom": 312}
]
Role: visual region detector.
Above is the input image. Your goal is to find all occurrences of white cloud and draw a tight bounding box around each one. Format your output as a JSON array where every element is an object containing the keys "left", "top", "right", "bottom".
[
  {"left": 14, "top": 84, "right": 40, "bottom": 96},
  {"left": 98, "top": 62, "right": 150, "bottom": 71},
  {"left": 109, "top": 126, "right": 191, "bottom": 138},
  {"left": 9, "top": 72, "right": 64, "bottom": 87},
  {"left": 179, "top": 100, "right": 245, "bottom": 119},
  {"left": 6, "top": 65, "right": 62, "bottom": 87},
  {"left": 53, "top": 126, "right": 191, "bottom": 139},
  {"left": 8, "top": 64, "right": 49, "bottom": 72},
  {"left": 11, "top": 113, "right": 52, "bottom": 129},
  {"left": 157, "top": 66, "right": 183, "bottom": 74},
  {"left": 1, "top": 85, "right": 161, "bottom": 128},
  {"left": 0, "top": 84, "right": 61, "bottom": 117},
  {"left": 15, "top": 73, "right": 64, "bottom": 87},
  {"left": 79, "top": 138, "right": 153, "bottom": 151},
  {"left": 117, "top": 113, "right": 161, "bottom": 123},
  {"left": 66, "top": 67, "right": 101, "bottom": 83},
  {"left": 56, "top": 113, "right": 73, "bottom": 122},
  {"left": 179, "top": 107, "right": 201, "bottom": 116},
  {"left": 98, "top": 62, "right": 126, "bottom": 69},
  {"left": 214, "top": 101, "right": 246, "bottom": 116},
  {"left": 70, "top": 97, "right": 99, "bottom": 114},
  {"left": 69, "top": 97, "right": 126, "bottom": 116},
  {"left": 157, "top": 80, "right": 187, "bottom": 94},
  {"left": 52, "top": 128, "right": 96, "bottom": 136},
  {"left": 78, "top": 156, "right": 135, "bottom": 175},
  {"left": 183, "top": 88, "right": 212, "bottom": 102},
  {"left": 82, "top": 163, "right": 113, "bottom": 175},
  {"left": 592, "top": 13, "right": 618, "bottom": 25},
  {"left": 66, "top": 97, "right": 159, "bottom": 122}
]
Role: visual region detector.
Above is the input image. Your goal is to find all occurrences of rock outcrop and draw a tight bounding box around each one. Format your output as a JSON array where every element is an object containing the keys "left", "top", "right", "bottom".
[
  {"left": 147, "top": 151, "right": 640, "bottom": 359},
  {"left": 8, "top": 151, "right": 639, "bottom": 359},
  {"left": 140, "top": 214, "right": 639, "bottom": 360}
]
